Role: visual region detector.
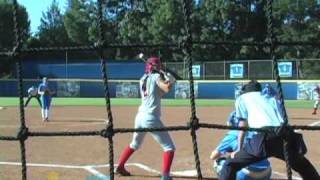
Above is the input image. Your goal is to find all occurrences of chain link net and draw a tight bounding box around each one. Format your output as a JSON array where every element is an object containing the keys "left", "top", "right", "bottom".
[{"left": 0, "top": 0, "right": 319, "bottom": 179}]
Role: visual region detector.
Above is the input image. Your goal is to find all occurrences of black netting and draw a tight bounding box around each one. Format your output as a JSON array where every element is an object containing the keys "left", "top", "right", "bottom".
[{"left": 1, "top": 0, "right": 320, "bottom": 179}]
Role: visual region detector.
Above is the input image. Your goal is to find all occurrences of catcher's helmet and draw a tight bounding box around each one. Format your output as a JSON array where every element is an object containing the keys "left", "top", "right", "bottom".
[
  {"left": 241, "top": 80, "right": 262, "bottom": 95},
  {"left": 145, "top": 56, "right": 161, "bottom": 73}
]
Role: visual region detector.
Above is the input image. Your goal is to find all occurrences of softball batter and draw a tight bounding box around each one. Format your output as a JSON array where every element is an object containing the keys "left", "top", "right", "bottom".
[{"left": 115, "top": 56, "right": 176, "bottom": 180}]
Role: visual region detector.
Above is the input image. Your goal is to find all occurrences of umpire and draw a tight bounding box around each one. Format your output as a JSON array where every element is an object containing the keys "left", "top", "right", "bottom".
[
  {"left": 219, "top": 80, "right": 320, "bottom": 180},
  {"left": 24, "top": 86, "right": 42, "bottom": 107}
]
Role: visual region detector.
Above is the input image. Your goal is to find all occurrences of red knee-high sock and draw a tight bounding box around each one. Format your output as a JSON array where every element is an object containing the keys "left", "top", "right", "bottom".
[
  {"left": 118, "top": 146, "right": 135, "bottom": 168},
  {"left": 162, "top": 150, "right": 175, "bottom": 176}
]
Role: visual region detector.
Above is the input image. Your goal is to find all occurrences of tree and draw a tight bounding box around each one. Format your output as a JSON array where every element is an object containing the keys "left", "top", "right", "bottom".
[
  {"left": 114, "top": 0, "right": 187, "bottom": 60},
  {"left": 274, "top": 0, "right": 320, "bottom": 78},
  {"left": 147, "top": 0, "right": 185, "bottom": 61},
  {"left": 64, "top": 0, "right": 93, "bottom": 44},
  {"left": 0, "top": 0, "right": 30, "bottom": 78},
  {"left": 33, "top": 0, "right": 72, "bottom": 47},
  {"left": 195, "top": 0, "right": 269, "bottom": 61},
  {"left": 108, "top": 0, "right": 153, "bottom": 59},
  {"left": 0, "top": 0, "right": 30, "bottom": 50}
]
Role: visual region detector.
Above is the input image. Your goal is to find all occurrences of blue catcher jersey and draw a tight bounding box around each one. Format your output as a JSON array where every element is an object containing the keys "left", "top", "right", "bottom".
[{"left": 262, "top": 85, "right": 277, "bottom": 98}]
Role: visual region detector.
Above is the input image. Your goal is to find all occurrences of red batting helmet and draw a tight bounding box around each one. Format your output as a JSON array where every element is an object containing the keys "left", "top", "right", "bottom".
[{"left": 145, "top": 56, "right": 161, "bottom": 73}]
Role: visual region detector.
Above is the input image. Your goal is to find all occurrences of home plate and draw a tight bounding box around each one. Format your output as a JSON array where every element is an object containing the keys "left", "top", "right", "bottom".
[{"left": 171, "top": 170, "right": 197, "bottom": 177}]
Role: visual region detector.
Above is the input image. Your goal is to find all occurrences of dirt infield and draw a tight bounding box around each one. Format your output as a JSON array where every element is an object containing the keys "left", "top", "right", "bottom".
[{"left": 0, "top": 106, "right": 319, "bottom": 179}]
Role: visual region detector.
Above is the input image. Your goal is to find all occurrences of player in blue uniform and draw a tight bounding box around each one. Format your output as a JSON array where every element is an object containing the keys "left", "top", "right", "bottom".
[
  {"left": 261, "top": 83, "right": 277, "bottom": 98},
  {"left": 38, "top": 77, "right": 53, "bottom": 122},
  {"left": 210, "top": 111, "right": 271, "bottom": 180},
  {"left": 219, "top": 80, "right": 320, "bottom": 180},
  {"left": 115, "top": 56, "right": 176, "bottom": 180},
  {"left": 24, "top": 86, "right": 41, "bottom": 107}
]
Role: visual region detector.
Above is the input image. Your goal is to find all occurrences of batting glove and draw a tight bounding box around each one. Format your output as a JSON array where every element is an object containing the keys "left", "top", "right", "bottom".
[{"left": 164, "top": 72, "right": 176, "bottom": 84}]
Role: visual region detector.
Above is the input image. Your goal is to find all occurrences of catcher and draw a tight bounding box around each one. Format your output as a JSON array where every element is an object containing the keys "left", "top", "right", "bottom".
[
  {"left": 210, "top": 111, "right": 271, "bottom": 180},
  {"left": 219, "top": 80, "right": 319, "bottom": 180}
]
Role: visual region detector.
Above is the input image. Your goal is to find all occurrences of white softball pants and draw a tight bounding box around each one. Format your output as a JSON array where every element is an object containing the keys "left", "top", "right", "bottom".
[
  {"left": 129, "top": 112, "right": 175, "bottom": 152},
  {"left": 314, "top": 99, "right": 319, "bottom": 109}
]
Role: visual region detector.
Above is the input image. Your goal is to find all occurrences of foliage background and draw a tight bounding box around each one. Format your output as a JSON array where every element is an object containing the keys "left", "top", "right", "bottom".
[{"left": 1, "top": 0, "right": 320, "bottom": 78}]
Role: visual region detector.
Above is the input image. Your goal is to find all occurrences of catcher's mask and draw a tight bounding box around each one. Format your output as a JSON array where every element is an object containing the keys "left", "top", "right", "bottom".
[{"left": 145, "top": 56, "right": 161, "bottom": 73}]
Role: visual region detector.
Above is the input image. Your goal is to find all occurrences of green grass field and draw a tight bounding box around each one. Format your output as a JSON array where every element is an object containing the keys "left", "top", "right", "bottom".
[{"left": 0, "top": 97, "right": 315, "bottom": 109}]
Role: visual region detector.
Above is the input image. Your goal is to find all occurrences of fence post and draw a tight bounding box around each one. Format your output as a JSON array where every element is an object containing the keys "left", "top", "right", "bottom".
[
  {"left": 296, "top": 58, "right": 299, "bottom": 80},
  {"left": 271, "top": 60, "right": 274, "bottom": 80},
  {"left": 202, "top": 63, "right": 205, "bottom": 80},
  {"left": 223, "top": 60, "right": 226, "bottom": 80},
  {"left": 248, "top": 61, "right": 250, "bottom": 79}
]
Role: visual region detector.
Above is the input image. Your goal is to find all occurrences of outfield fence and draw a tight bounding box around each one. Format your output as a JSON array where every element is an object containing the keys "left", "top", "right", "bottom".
[
  {"left": 164, "top": 58, "right": 320, "bottom": 80},
  {"left": 20, "top": 58, "right": 320, "bottom": 81},
  {"left": 1, "top": 79, "right": 319, "bottom": 100}
]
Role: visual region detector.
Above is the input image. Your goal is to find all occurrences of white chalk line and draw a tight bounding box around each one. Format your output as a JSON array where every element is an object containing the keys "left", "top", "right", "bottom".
[
  {"left": 307, "top": 120, "right": 320, "bottom": 126},
  {"left": 0, "top": 122, "right": 105, "bottom": 128},
  {"left": 126, "top": 163, "right": 196, "bottom": 177},
  {"left": 272, "top": 171, "right": 302, "bottom": 180},
  {"left": 52, "top": 117, "right": 107, "bottom": 122},
  {"left": 84, "top": 166, "right": 110, "bottom": 179},
  {"left": 0, "top": 120, "right": 319, "bottom": 178},
  {"left": 0, "top": 117, "right": 107, "bottom": 129},
  {"left": 0, "top": 162, "right": 83, "bottom": 169},
  {"left": 0, "top": 161, "right": 196, "bottom": 177},
  {"left": 273, "top": 120, "right": 320, "bottom": 179},
  {"left": 0, "top": 123, "right": 105, "bottom": 129},
  {"left": 0, "top": 161, "right": 307, "bottom": 178},
  {"left": 274, "top": 120, "right": 320, "bottom": 179},
  {"left": 85, "top": 163, "right": 196, "bottom": 176},
  {"left": 295, "top": 120, "right": 320, "bottom": 132}
]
